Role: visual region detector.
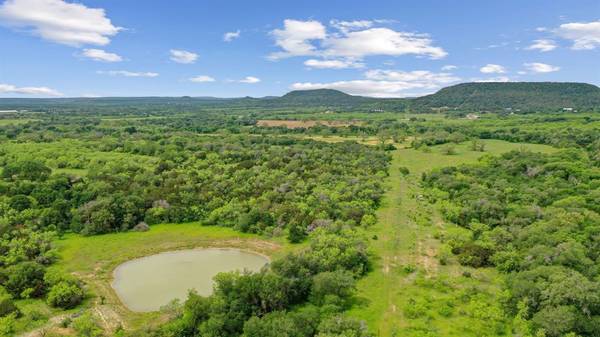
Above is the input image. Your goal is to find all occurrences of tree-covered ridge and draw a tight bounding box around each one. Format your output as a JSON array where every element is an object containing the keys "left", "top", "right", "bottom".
[
  {"left": 413, "top": 82, "right": 600, "bottom": 112},
  {"left": 2, "top": 82, "right": 599, "bottom": 113},
  {"left": 423, "top": 149, "right": 600, "bottom": 337}
]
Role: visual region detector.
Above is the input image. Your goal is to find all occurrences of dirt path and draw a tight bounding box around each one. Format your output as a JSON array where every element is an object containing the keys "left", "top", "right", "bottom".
[{"left": 348, "top": 141, "right": 533, "bottom": 336}]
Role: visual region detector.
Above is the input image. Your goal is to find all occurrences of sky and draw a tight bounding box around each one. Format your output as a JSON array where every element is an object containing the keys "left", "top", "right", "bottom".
[{"left": 0, "top": 0, "right": 599, "bottom": 98}]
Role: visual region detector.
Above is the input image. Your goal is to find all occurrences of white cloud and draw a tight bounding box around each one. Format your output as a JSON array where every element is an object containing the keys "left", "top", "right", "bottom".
[
  {"left": 268, "top": 19, "right": 446, "bottom": 61},
  {"left": 0, "top": 83, "right": 62, "bottom": 96},
  {"left": 97, "top": 70, "right": 159, "bottom": 77},
  {"left": 290, "top": 80, "right": 426, "bottom": 98},
  {"left": 556, "top": 20, "right": 600, "bottom": 50},
  {"left": 304, "top": 59, "right": 364, "bottom": 69},
  {"left": 269, "top": 19, "right": 327, "bottom": 60},
  {"left": 480, "top": 64, "right": 506, "bottom": 74},
  {"left": 169, "top": 49, "right": 198, "bottom": 64},
  {"left": 364, "top": 69, "right": 459, "bottom": 85},
  {"left": 472, "top": 76, "right": 511, "bottom": 83},
  {"left": 329, "top": 19, "right": 373, "bottom": 33},
  {"left": 189, "top": 75, "right": 215, "bottom": 83},
  {"left": 523, "top": 62, "right": 560, "bottom": 73},
  {"left": 323, "top": 27, "right": 447, "bottom": 59},
  {"left": 223, "top": 30, "right": 240, "bottom": 42},
  {"left": 0, "top": 0, "right": 121, "bottom": 46},
  {"left": 441, "top": 65, "right": 457, "bottom": 71},
  {"left": 291, "top": 69, "right": 460, "bottom": 98},
  {"left": 81, "top": 48, "right": 122, "bottom": 62},
  {"left": 238, "top": 76, "right": 261, "bottom": 83},
  {"left": 526, "top": 39, "right": 557, "bottom": 52}
]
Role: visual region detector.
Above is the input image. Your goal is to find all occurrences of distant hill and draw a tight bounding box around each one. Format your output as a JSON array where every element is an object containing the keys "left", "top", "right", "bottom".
[
  {"left": 1, "top": 82, "right": 599, "bottom": 113},
  {"left": 269, "top": 89, "right": 377, "bottom": 108},
  {"left": 411, "top": 82, "right": 600, "bottom": 112}
]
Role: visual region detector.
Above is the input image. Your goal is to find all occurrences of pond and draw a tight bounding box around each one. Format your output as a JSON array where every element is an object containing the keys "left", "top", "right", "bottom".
[{"left": 112, "top": 248, "right": 269, "bottom": 312}]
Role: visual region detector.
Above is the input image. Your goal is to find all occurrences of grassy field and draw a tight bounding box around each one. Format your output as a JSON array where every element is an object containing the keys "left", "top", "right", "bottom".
[{"left": 348, "top": 139, "right": 558, "bottom": 336}]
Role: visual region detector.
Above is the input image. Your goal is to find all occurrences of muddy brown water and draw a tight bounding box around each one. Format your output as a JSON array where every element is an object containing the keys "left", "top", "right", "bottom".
[{"left": 111, "top": 248, "right": 268, "bottom": 312}]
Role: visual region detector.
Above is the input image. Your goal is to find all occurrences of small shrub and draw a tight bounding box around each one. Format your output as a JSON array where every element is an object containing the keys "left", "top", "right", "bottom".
[
  {"left": 72, "top": 313, "right": 103, "bottom": 337},
  {"left": 398, "top": 166, "right": 410, "bottom": 176},
  {"left": 442, "top": 145, "right": 457, "bottom": 155},
  {"left": 60, "top": 317, "right": 72, "bottom": 328},
  {"left": 47, "top": 281, "right": 84, "bottom": 309},
  {"left": 402, "top": 264, "right": 417, "bottom": 274},
  {"left": 0, "top": 287, "right": 19, "bottom": 318}
]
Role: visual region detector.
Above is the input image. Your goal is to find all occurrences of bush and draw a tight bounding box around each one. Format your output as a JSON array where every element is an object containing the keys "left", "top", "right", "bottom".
[
  {"left": 47, "top": 281, "right": 84, "bottom": 309},
  {"left": 4, "top": 262, "right": 45, "bottom": 299},
  {"left": 456, "top": 243, "right": 493, "bottom": 268},
  {"left": 72, "top": 313, "right": 103, "bottom": 337},
  {"left": 0, "top": 313, "right": 16, "bottom": 337},
  {"left": 442, "top": 145, "right": 457, "bottom": 155},
  {"left": 0, "top": 287, "right": 18, "bottom": 318},
  {"left": 398, "top": 166, "right": 410, "bottom": 176},
  {"left": 310, "top": 270, "right": 356, "bottom": 307}
]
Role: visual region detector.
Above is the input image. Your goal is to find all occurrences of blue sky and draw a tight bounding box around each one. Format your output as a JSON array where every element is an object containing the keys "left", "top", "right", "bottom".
[{"left": 0, "top": 0, "right": 599, "bottom": 98}]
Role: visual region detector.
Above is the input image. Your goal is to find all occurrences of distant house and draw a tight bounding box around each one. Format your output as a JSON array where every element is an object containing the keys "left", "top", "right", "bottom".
[
  {"left": 466, "top": 113, "right": 480, "bottom": 120},
  {"left": 562, "top": 107, "right": 574, "bottom": 112}
]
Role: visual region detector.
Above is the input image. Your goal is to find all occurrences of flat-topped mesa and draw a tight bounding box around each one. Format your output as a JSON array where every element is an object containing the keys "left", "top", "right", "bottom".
[{"left": 411, "top": 82, "right": 600, "bottom": 112}]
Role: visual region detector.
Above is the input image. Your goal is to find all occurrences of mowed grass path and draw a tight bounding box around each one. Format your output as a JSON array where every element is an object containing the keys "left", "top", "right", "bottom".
[{"left": 348, "top": 140, "right": 558, "bottom": 337}]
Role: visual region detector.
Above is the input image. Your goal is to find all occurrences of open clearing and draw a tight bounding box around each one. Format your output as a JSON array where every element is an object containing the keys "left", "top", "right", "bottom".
[
  {"left": 36, "top": 223, "right": 289, "bottom": 334},
  {"left": 256, "top": 119, "right": 364, "bottom": 128},
  {"left": 348, "top": 139, "right": 558, "bottom": 336}
]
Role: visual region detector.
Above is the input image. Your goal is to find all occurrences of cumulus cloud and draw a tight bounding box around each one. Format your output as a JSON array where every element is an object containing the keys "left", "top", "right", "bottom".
[
  {"left": 364, "top": 69, "right": 459, "bottom": 84},
  {"left": 556, "top": 20, "right": 600, "bottom": 50},
  {"left": 323, "top": 28, "right": 447, "bottom": 59},
  {"left": 223, "top": 30, "right": 240, "bottom": 42},
  {"left": 480, "top": 64, "right": 506, "bottom": 74},
  {"left": 97, "top": 70, "right": 159, "bottom": 77},
  {"left": 169, "top": 49, "right": 198, "bottom": 64},
  {"left": 441, "top": 65, "right": 457, "bottom": 71},
  {"left": 0, "top": 83, "right": 62, "bottom": 96},
  {"left": 238, "top": 76, "right": 261, "bottom": 83},
  {"left": 189, "top": 75, "right": 215, "bottom": 83},
  {"left": 524, "top": 62, "right": 560, "bottom": 73},
  {"left": 0, "top": 0, "right": 121, "bottom": 46},
  {"left": 269, "top": 19, "right": 327, "bottom": 59},
  {"left": 291, "top": 69, "right": 460, "bottom": 98},
  {"left": 268, "top": 19, "right": 446, "bottom": 61},
  {"left": 304, "top": 59, "right": 364, "bottom": 69},
  {"left": 526, "top": 39, "right": 557, "bottom": 52},
  {"left": 81, "top": 48, "right": 122, "bottom": 62}
]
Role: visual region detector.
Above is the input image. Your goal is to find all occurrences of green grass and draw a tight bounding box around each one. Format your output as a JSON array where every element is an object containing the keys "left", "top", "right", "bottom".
[
  {"left": 54, "top": 222, "right": 289, "bottom": 275},
  {"left": 348, "top": 139, "right": 557, "bottom": 336},
  {"left": 0, "top": 118, "right": 38, "bottom": 126}
]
